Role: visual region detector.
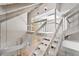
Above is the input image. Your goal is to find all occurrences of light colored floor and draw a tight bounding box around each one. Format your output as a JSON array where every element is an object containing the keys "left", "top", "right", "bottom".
[{"left": 17, "top": 34, "right": 42, "bottom": 56}]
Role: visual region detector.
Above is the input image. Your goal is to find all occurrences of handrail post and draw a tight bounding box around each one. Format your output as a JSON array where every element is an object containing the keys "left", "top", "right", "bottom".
[{"left": 55, "top": 9, "right": 57, "bottom": 31}]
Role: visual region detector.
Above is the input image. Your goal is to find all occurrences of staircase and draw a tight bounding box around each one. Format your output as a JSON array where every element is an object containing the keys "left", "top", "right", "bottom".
[
  {"left": 0, "top": 4, "right": 79, "bottom": 56},
  {"left": 31, "top": 35, "right": 63, "bottom": 56},
  {"left": 32, "top": 37, "right": 52, "bottom": 56},
  {"left": 31, "top": 17, "right": 64, "bottom": 56}
]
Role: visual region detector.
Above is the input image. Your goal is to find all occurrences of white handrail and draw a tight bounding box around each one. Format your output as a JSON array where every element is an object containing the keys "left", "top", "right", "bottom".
[
  {"left": 0, "top": 3, "right": 40, "bottom": 16},
  {"left": 0, "top": 3, "right": 40, "bottom": 23},
  {"left": 32, "top": 21, "right": 47, "bottom": 35},
  {"left": 43, "top": 18, "right": 63, "bottom": 55},
  {"left": 62, "top": 4, "right": 79, "bottom": 19},
  {"left": 32, "top": 19, "right": 46, "bottom": 24}
]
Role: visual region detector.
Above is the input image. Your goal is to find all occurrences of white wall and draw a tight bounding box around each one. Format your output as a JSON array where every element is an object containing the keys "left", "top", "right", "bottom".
[
  {"left": 30, "top": 3, "right": 56, "bottom": 18},
  {"left": 62, "top": 40, "right": 79, "bottom": 52},
  {"left": 1, "top": 11, "right": 27, "bottom": 48}
]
